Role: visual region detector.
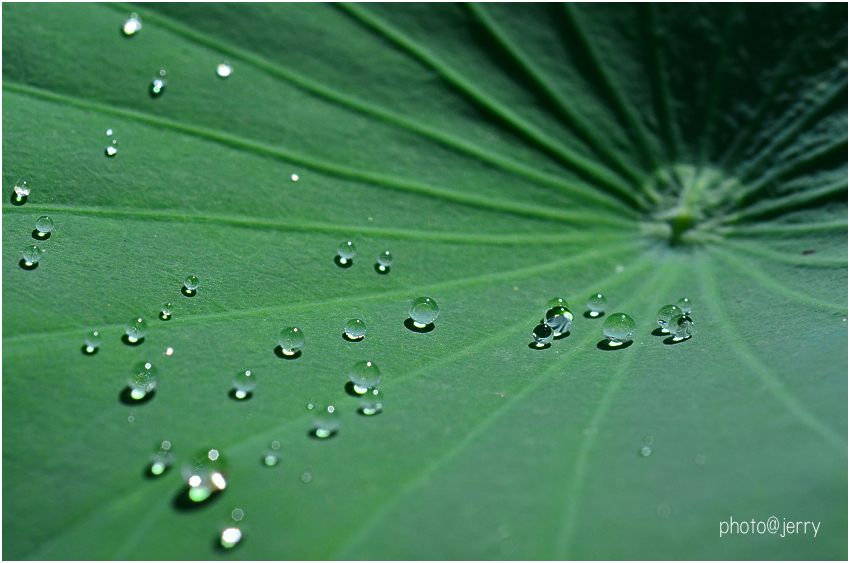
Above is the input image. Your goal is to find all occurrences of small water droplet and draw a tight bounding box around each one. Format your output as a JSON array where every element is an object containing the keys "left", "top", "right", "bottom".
[
  {"left": 409, "top": 296, "right": 439, "bottom": 328},
  {"left": 14, "top": 180, "right": 30, "bottom": 201},
  {"left": 657, "top": 504, "right": 671, "bottom": 518},
  {"left": 232, "top": 370, "right": 256, "bottom": 399},
  {"left": 602, "top": 313, "right": 636, "bottom": 346},
  {"left": 278, "top": 326, "right": 304, "bottom": 355},
  {"left": 360, "top": 387, "right": 384, "bottom": 415},
  {"left": 694, "top": 454, "right": 706, "bottom": 465},
  {"left": 150, "top": 71, "right": 166, "bottom": 96},
  {"left": 128, "top": 361, "right": 158, "bottom": 400},
  {"left": 586, "top": 293, "right": 607, "bottom": 317},
  {"left": 376, "top": 250, "right": 393, "bottom": 272},
  {"left": 105, "top": 146, "right": 118, "bottom": 157},
  {"left": 306, "top": 400, "right": 315, "bottom": 410},
  {"left": 644, "top": 436, "right": 654, "bottom": 445},
  {"left": 312, "top": 404, "right": 340, "bottom": 438},
  {"left": 150, "top": 441, "right": 175, "bottom": 475},
  {"left": 183, "top": 275, "right": 199, "bottom": 294},
  {"left": 290, "top": 173, "right": 299, "bottom": 181},
  {"left": 639, "top": 445, "right": 654, "bottom": 457},
  {"left": 35, "top": 216, "right": 54, "bottom": 237},
  {"left": 22, "top": 245, "right": 43, "bottom": 266},
  {"left": 216, "top": 62, "right": 232, "bottom": 78},
  {"left": 165, "top": 347, "right": 174, "bottom": 356},
  {"left": 122, "top": 13, "right": 142, "bottom": 36},
  {"left": 348, "top": 361, "right": 380, "bottom": 394},
  {"left": 544, "top": 306, "right": 573, "bottom": 336},
  {"left": 220, "top": 527, "right": 242, "bottom": 549},
  {"left": 301, "top": 469, "right": 313, "bottom": 483},
  {"left": 677, "top": 297, "right": 692, "bottom": 314},
  {"left": 656, "top": 304, "right": 683, "bottom": 333},
  {"left": 669, "top": 314, "right": 695, "bottom": 341},
  {"left": 263, "top": 452, "right": 280, "bottom": 467},
  {"left": 336, "top": 241, "right": 356, "bottom": 265},
  {"left": 84, "top": 330, "right": 102, "bottom": 354},
  {"left": 531, "top": 323, "right": 553, "bottom": 347},
  {"left": 128, "top": 415, "right": 135, "bottom": 423},
  {"left": 106, "top": 129, "right": 113, "bottom": 136},
  {"left": 231, "top": 508, "right": 244, "bottom": 521},
  {"left": 344, "top": 319, "right": 366, "bottom": 341},
  {"left": 161, "top": 302, "right": 174, "bottom": 320},
  {"left": 546, "top": 297, "right": 568, "bottom": 309},
  {"left": 125, "top": 317, "right": 148, "bottom": 343},
  {"left": 181, "top": 448, "right": 228, "bottom": 502}
]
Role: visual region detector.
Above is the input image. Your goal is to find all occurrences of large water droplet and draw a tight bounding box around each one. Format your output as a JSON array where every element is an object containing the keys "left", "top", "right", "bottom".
[
  {"left": 344, "top": 319, "right": 366, "bottom": 341},
  {"left": 531, "top": 323, "right": 553, "bottom": 347},
  {"left": 546, "top": 297, "right": 568, "bottom": 309},
  {"left": 13, "top": 180, "right": 30, "bottom": 201},
  {"left": 602, "top": 313, "right": 636, "bottom": 346},
  {"left": 349, "top": 360, "right": 380, "bottom": 394},
  {"left": 544, "top": 306, "right": 573, "bottom": 336},
  {"left": 232, "top": 370, "right": 256, "bottom": 399},
  {"left": 216, "top": 62, "right": 232, "bottom": 78},
  {"left": 128, "top": 361, "right": 158, "bottom": 400},
  {"left": 677, "top": 297, "right": 693, "bottom": 314},
  {"left": 586, "top": 293, "right": 607, "bottom": 317},
  {"left": 122, "top": 13, "right": 142, "bottom": 36},
  {"left": 312, "top": 404, "right": 340, "bottom": 438},
  {"left": 35, "top": 216, "right": 54, "bottom": 237},
  {"left": 669, "top": 314, "right": 695, "bottom": 341},
  {"left": 150, "top": 440, "right": 175, "bottom": 475},
  {"left": 278, "top": 326, "right": 304, "bottom": 356},
  {"left": 125, "top": 317, "right": 148, "bottom": 343},
  {"left": 181, "top": 448, "right": 228, "bottom": 502},
  {"left": 409, "top": 296, "right": 439, "bottom": 328},
  {"left": 84, "top": 330, "right": 102, "bottom": 354},
  {"left": 183, "top": 275, "right": 199, "bottom": 295},
  {"left": 656, "top": 304, "right": 683, "bottom": 333},
  {"left": 22, "top": 245, "right": 43, "bottom": 266},
  {"left": 360, "top": 388, "right": 384, "bottom": 415},
  {"left": 336, "top": 241, "right": 356, "bottom": 265}
]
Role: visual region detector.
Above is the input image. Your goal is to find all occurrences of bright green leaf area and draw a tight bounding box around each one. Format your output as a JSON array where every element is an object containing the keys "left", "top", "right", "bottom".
[{"left": 3, "top": 3, "right": 848, "bottom": 560}]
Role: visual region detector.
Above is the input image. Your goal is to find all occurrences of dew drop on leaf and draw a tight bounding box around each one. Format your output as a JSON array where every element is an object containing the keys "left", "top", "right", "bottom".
[
  {"left": 344, "top": 318, "right": 366, "bottom": 341},
  {"left": 84, "top": 330, "right": 101, "bottom": 354},
  {"left": 122, "top": 13, "right": 142, "bottom": 36},
  {"left": 125, "top": 317, "right": 147, "bottom": 343},
  {"left": 360, "top": 387, "right": 384, "bottom": 415},
  {"left": 531, "top": 323, "right": 553, "bottom": 347},
  {"left": 312, "top": 404, "right": 340, "bottom": 438},
  {"left": 602, "top": 313, "right": 636, "bottom": 346},
  {"left": 216, "top": 62, "right": 232, "bottom": 78},
  {"left": 586, "top": 293, "right": 607, "bottom": 317},
  {"left": 232, "top": 370, "right": 256, "bottom": 399},
  {"left": 409, "top": 296, "right": 439, "bottom": 327},
  {"left": 22, "top": 245, "right": 43, "bottom": 266},
  {"left": 349, "top": 360, "right": 380, "bottom": 394},
  {"left": 35, "top": 216, "right": 54, "bottom": 236},
  {"left": 656, "top": 304, "right": 683, "bottom": 333},
  {"left": 278, "top": 326, "right": 304, "bottom": 355}
]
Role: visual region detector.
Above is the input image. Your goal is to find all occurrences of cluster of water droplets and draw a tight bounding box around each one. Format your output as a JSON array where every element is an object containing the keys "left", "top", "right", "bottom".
[
  {"left": 105, "top": 128, "right": 118, "bottom": 157},
  {"left": 656, "top": 298, "right": 696, "bottom": 341}
]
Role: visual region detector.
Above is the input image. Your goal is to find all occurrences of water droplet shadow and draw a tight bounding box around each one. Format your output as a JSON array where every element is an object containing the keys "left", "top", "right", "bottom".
[
  {"left": 553, "top": 331, "right": 571, "bottom": 340},
  {"left": 172, "top": 486, "right": 223, "bottom": 512},
  {"left": 584, "top": 311, "right": 605, "bottom": 319},
  {"left": 663, "top": 335, "right": 691, "bottom": 345},
  {"left": 18, "top": 259, "right": 38, "bottom": 270},
  {"left": 651, "top": 327, "right": 667, "bottom": 337},
  {"left": 404, "top": 318, "right": 435, "bottom": 333},
  {"left": 342, "top": 332, "right": 364, "bottom": 342},
  {"left": 10, "top": 192, "right": 27, "bottom": 206},
  {"left": 143, "top": 464, "right": 170, "bottom": 480},
  {"left": 32, "top": 229, "right": 50, "bottom": 241},
  {"left": 307, "top": 428, "right": 338, "bottom": 440},
  {"left": 119, "top": 386, "right": 155, "bottom": 405},
  {"left": 121, "top": 334, "right": 145, "bottom": 346},
  {"left": 527, "top": 342, "right": 551, "bottom": 350},
  {"left": 181, "top": 287, "right": 197, "bottom": 297},
  {"left": 81, "top": 344, "right": 98, "bottom": 356},
  {"left": 228, "top": 389, "right": 253, "bottom": 401},
  {"left": 273, "top": 346, "right": 302, "bottom": 360},
  {"left": 334, "top": 255, "right": 353, "bottom": 268},
  {"left": 344, "top": 381, "right": 364, "bottom": 397},
  {"left": 596, "top": 339, "right": 633, "bottom": 351},
  {"left": 159, "top": 312, "right": 172, "bottom": 321},
  {"left": 373, "top": 263, "right": 390, "bottom": 275}
]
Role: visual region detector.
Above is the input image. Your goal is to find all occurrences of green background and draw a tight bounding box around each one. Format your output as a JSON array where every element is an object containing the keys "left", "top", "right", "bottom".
[{"left": 3, "top": 3, "right": 847, "bottom": 559}]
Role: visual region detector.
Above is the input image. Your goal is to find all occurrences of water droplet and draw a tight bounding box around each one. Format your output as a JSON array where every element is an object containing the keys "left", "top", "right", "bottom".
[
  {"left": 694, "top": 454, "right": 706, "bottom": 465},
  {"left": 150, "top": 441, "right": 175, "bottom": 475},
  {"left": 181, "top": 448, "right": 228, "bottom": 502},
  {"left": 122, "top": 13, "right": 142, "bottom": 36},
  {"left": 216, "top": 62, "right": 232, "bottom": 78},
  {"left": 220, "top": 527, "right": 242, "bottom": 549},
  {"left": 348, "top": 360, "right": 380, "bottom": 394},
  {"left": 161, "top": 302, "right": 174, "bottom": 320},
  {"left": 344, "top": 319, "right": 366, "bottom": 341},
  {"left": 105, "top": 145, "right": 118, "bottom": 157},
  {"left": 360, "top": 388, "right": 384, "bottom": 415},
  {"left": 602, "top": 313, "right": 636, "bottom": 346},
  {"left": 14, "top": 180, "right": 30, "bottom": 201},
  {"left": 125, "top": 317, "right": 148, "bottom": 343},
  {"left": 232, "top": 370, "right": 256, "bottom": 399},
  {"left": 669, "top": 314, "right": 695, "bottom": 341},
  {"left": 106, "top": 129, "right": 113, "bottom": 136},
  {"left": 263, "top": 441, "right": 280, "bottom": 466},
  {"left": 306, "top": 400, "right": 315, "bottom": 410},
  {"left": 150, "top": 71, "right": 166, "bottom": 96},
  {"left": 312, "top": 404, "right": 340, "bottom": 438},
  {"left": 376, "top": 250, "right": 393, "bottom": 272},
  {"left": 657, "top": 504, "right": 671, "bottom": 518},
  {"left": 531, "top": 323, "right": 553, "bottom": 347},
  {"left": 544, "top": 306, "right": 573, "bottom": 336},
  {"left": 290, "top": 173, "right": 299, "bottom": 181},
  {"left": 165, "top": 347, "right": 174, "bottom": 356},
  {"left": 22, "top": 245, "right": 43, "bottom": 266},
  {"left": 301, "top": 469, "right": 313, "bottom": 483},
  {"left": 644, "top": 436, "right": 654, "bottom": 445},
  {"left": 231, "top": 508, "right": 244, "bottom": 522},
  {"left": 183, "top": 275, "right": 199, "bottom": 294},
  {"left": 586, "top": 293, "right": 607, "bottom": 317},
  {"left": 409, "top": 296, "right": 439, "bottom": 328},
  {"left": 278, "top": 326, "right": 304, "bottom": 355},
  {"left": 546, "top": 297, "right": 569, "bottom": 309},
  {"left": 128, "top": 361, "right": 158, "bottom": 400},
  {"left": 656, "top": 304, "right": 683, "bottom": 333},
  {"left": 128, "top": 415, "right": 135, "bottom": 423},
  {"left": 35, "top": 216, "right": 54, "bottom": 236},
  {"left": 639, "top": 445, "right": 654, "bottom": 457},
  {"left": 677, "top": 297, "right": 692, "bottom": 314},
  {"left": 271, "top": 441, "right": 280, "bottom": 450},
  {"left": 336, "top": 241, "right": 356, "bottom": 265},
  {"left": 84, "top": 330, "right": 102, "bottom": 354}
]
